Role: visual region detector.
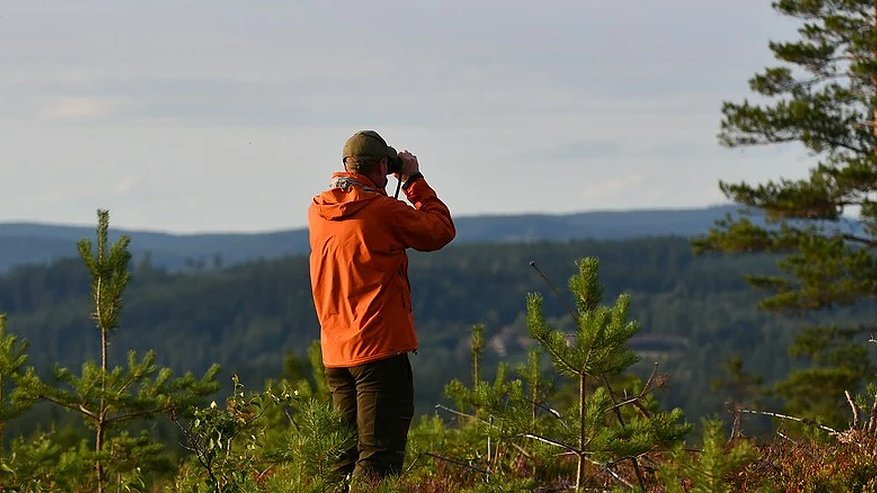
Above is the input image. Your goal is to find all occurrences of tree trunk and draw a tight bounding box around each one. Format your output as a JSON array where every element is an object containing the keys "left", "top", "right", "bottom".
[
  {"left": 575, "top": 373, "right": 586, "bottom": 490},
  {"left": 96, "top": 326, "right": 107, "bottom": 493},
  {"left": 0, "top": 375, "right": 5, "bottom": 462},
  {"left": 873, "top": 2, "right": 877, "bottom": 154},
  {"left": 96, "top": 273, "right": 107, "bottom": 493}
]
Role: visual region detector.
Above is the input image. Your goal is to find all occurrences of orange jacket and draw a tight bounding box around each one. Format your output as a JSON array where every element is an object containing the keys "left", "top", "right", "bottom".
[{"left": 308, "top": 172, "right": 455, "bottom": 368}]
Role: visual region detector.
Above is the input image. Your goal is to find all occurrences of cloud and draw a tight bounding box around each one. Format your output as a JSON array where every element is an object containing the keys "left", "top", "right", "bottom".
[
  {"left": 0, "top": 0, "right": 810, "bottom": 232},
  {"left": 583, "top": 175, "right": 648, "bottom": 202},
  {"left": 41, "top": 97, "right": 122, "bottom": 121},
  {"left": 521, "top": 140, "right": 624, "bottom": 161},
  {"left": 114, "top": 175, "right": 139, "bottom": 195}
]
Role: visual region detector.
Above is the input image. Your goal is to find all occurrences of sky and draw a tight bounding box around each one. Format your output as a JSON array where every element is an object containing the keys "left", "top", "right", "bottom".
[{"left": 1, "top": 1, "right": 809, "bottom": 233}]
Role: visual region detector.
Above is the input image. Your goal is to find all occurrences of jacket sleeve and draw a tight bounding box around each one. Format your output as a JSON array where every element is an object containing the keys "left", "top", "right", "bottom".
[{"left": 388, "top": 177, "right": 456, "bottom": 252}]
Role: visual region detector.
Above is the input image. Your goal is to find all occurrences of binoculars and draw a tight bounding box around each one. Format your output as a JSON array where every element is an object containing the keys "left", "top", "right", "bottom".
[{"left": 386, "top": 148, "right": 404, "bottom": 175}]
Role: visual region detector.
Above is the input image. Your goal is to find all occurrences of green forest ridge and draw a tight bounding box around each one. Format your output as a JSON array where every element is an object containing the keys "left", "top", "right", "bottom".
[{"left": 2, "top": 233, "right": 870, "bottom": 435}]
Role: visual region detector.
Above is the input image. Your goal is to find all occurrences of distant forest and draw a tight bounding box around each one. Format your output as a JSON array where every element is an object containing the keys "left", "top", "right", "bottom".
[{"left": 2, "top": 235, "right": 872, "bottom": 438}]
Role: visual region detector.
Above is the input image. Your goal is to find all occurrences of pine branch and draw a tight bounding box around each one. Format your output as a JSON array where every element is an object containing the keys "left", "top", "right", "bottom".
[
  {"left": 114, "top": 362, "right": 153, "bottom": 397},
  {"left": 530, "top": 332, "right": 580, "bottom": 379},
  {"left": 37, "top": 393, "right": 98, "bottom": 420},
  {"left": 115, "top": 374, "right": 140, "bottom": 397},
  {"left": 841, "top": 233, "right": 877, "bottom": 247},
  {"left": 820, "top": 138, "right": 870, "bottom": 155},
  {"left": 105, "top": 407, "right": 171, "bottom": 425},
  {"left": 602, "top": 376, "right": 646, "bottom": 490},
  {"left": 600, "top": 364, "right": 662, "bottom": 419}
]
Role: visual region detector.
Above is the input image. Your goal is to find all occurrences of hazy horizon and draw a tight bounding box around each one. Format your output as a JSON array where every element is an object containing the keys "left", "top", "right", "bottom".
[{"left": 0, "top": 203, "right": 738, "bottom": 235}]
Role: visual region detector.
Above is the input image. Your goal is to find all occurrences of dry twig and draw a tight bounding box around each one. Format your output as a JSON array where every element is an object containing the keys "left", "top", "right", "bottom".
[
  {"left": 740, "top": 409, "right": 838, "bottom": 434},
  {"left": 845, "top": 390, "right": 860, "bottom": 429}
]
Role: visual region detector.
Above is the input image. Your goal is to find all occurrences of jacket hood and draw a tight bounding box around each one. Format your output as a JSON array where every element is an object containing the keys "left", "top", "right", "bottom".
[{"left": 312, "top": 172, "right": 386, "bottom": 221}]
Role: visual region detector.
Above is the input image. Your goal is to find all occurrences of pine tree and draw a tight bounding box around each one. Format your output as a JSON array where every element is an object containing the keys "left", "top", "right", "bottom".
[
  {"left": 694, "top": 0, "right": 877, "bottom": 431},
  {"left": 17, "top": 210, "right": 220, "bottom": 492},
  {"left": 660, "top": 419, "right": 757, "bottom": 493},
  {"left": 470, "top": 324, "right": 485, "bottom": 385},
  {"left": 445, "top": 258, "right": 689, "bottom": 491},
  {"left": 0, "top": 314, "right": 33, "bottom": 465},
  {"left": 527, "top": 258, "right": 689, "bottom": 490}
]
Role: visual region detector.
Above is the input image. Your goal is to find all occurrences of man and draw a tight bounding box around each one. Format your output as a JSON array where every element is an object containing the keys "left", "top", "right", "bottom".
[{"left": 308, "top": 130, "right": 455, "bottom": 483}]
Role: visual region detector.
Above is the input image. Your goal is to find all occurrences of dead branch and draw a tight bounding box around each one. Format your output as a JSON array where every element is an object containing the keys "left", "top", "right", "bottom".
[
  {"left": 422, "top": 452, "right": 490, "bottom": 475},
  {"left": 585, "top": 457, "right": 634, "bottom": 489},
  {"left": 846, "top": 390, "right": 860, "bottom": 429},
  {"left": 521, "top": 432, "right": 580, "bottom": 454},
  {"left": 740, "top": 409, "right": 838, "bottom": 434},
  {"left": 868, "top": 386, "right": 877, "bottom": 434},
  {"left": 435, "top": 404, "right": 490, "bottom": 425}
]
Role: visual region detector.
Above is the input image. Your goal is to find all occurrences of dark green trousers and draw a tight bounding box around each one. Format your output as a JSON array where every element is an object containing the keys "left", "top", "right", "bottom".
[{"left": 325, "top": 353, "right": 414, "bottom": 481}]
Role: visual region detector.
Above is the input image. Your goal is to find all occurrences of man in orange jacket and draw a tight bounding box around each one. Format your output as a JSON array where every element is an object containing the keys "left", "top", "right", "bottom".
[{"left": 308, "top": 130, "right": 455, "bottom": 483}]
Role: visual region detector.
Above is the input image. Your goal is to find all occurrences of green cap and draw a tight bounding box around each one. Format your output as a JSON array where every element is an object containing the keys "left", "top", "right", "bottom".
[{"left": 342, "top": 130, "right": 397, "bottom": 170}]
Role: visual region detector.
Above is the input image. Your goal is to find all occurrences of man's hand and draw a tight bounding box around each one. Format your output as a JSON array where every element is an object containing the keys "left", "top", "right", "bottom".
[{"left": 396, "top": 150, "right": 420, "bottom": 182}]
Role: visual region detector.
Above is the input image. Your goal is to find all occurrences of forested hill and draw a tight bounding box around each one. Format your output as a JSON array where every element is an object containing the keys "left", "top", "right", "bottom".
[
  {"left": 2, "top": 234, "right": 870, "bottom": 427},
  {"left": 0, "top": 205, "right": 737, "bottom": 273}
]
